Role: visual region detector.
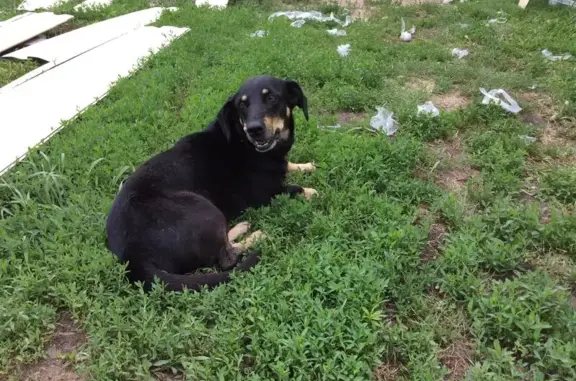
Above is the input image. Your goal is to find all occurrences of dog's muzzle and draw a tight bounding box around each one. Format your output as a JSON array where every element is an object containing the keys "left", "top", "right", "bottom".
[{"left": 242, "top": 119, "right": 279, "bottom": 153}]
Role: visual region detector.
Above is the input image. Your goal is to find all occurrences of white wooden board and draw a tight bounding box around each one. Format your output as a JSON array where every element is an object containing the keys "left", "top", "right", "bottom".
[
  {"left": 4, "top": 7, "right": 174, "bottom": 63},
  {"left": 18, "top": 0, "right": 73, "bottom": 11},
  {"left": 0, "top": 12, "right": 73, "bottom": 54},
  {"left": 0, "top": 26, "right": 190, "bottom": 176}
]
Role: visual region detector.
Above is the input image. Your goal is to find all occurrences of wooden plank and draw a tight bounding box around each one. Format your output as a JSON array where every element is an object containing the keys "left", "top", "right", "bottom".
[
  {"left": 0, "top": 12, "right": 73, "bottom": 54},
  {"left": 518, "top": 0, "right": 530, "bottom": 8},
  {"left": 0, "top": 26, "right": 189, "bottom": 176}
]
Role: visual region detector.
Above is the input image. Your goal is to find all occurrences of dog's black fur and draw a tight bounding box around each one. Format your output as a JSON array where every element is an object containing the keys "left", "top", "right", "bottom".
[{"left": 105, "top": 75, "right": 310, "bottom": 292}]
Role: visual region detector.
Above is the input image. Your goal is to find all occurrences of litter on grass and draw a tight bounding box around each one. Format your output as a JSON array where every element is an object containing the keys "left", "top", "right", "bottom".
[
  {"left": 250, "top": 30, "right": 267, "bottom": 37},
  {"left": 452, "top": 48, "right": 469, "bottom": 59},
  {"left": 327, "top": 28, "right": 347, "bottom": 36},
  {"left": 520, "top": 135, "right": 537, "bottom": 144},
  {"left": 417, "top": 102, "right": 440, "bottom": 117},
  {"left": 541, "top": 49, "right": 572, "bottom": 61},
  {"left": 337, "top": 44, "right": 351, "bottom": 57},
  {"left": 400, "top": 18, "right": 415, "bottom": 42},
  {"left": 370, "top": 106, "right": 398, "bottom": 136},
  {"left": 549, "top": 0, "right": 576, "bottom": 7},
  {"left": 269, "top": 11, "right": 352, "bottom": 28},
  {"left": 487, "top": 17, "right": 507, "bottom": 25},
  {"left": 480, "top": 88, "right": 522, "bottom": 114}
]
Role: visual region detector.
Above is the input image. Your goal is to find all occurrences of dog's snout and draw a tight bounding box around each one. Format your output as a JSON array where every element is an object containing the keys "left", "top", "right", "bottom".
[{"left": 246, "top": 122, "right": 264, "bottom": 138}]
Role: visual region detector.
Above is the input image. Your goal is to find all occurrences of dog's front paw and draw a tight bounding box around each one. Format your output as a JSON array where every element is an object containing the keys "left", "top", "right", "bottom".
[
  {"left": 298, "top": 162, "right": 316, "bottom": 173},
  {"left": 303, "top": 188, "right": 318, "bottom": 200}
]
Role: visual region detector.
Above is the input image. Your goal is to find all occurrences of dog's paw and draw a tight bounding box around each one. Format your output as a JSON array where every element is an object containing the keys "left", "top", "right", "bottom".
[
  {"left": 228, "top": 221, "right": 251, "bottom": 242},
  {"left": 244, "top": 230, "right": 267, "bottom": 246},
  {"left": 303, "top": 188, "right": 318, "bottom": 200},
  {"left": 298, "top": 162, "right": 316, "bottom": 173}
]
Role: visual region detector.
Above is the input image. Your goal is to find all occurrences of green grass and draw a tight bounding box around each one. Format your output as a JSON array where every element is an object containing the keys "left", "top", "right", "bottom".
[{"left": 1, "top": 0, "right": 576, "bottom": 379}]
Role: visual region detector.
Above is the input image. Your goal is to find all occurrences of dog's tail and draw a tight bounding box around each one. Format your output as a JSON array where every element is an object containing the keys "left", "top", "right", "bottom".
[{"left": 143, "top": 251, "right": 260, "bottom": 292}]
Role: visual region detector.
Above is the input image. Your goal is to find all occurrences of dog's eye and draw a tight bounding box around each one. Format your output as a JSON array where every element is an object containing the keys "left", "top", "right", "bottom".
[{"left": 267, "top": 94, "right": 277, "bottom": 104}]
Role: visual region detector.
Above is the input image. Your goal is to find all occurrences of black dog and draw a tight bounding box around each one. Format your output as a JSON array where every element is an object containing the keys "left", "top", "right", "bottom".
[{"left": 105, "top": 75, "right": 317, "bottom": 292}]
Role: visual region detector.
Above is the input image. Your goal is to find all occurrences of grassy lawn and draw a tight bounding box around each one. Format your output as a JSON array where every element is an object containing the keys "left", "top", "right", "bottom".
[{"left": 1, "top": 0, "right": 576, "bottom": 379}]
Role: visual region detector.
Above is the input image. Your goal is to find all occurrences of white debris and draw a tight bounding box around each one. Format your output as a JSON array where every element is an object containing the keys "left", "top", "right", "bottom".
[
  {"left": 370, "top": 106, "right": 398, "bottom": 136},
  {"left": 541, "top": 49, "right": 572, "bottom": 61},
  {"left": 195, "top": 0, "right": 228, "bottom": 8},
  {"left": 417, "top": 102, "right": 440, "bottom": 117},
  {"left": 480, "top": 88, "right": 522, "bottom": 114},
  {"left": 269, "top": 11, "right": 352, "bottom": 28},
  {"left": 487, "top": 17, "right": 507, "bottom": 25},
  {"left": 327, "top": 28, "right": 347, "bottom": 36},
  {"left": 520, "top": 135, "right": 537, "bottom": 144},
  {"left": 549, "top": 0, "right": 576, "bottom": 7},
  {"left": 318, "top": 123, "right": 341, "bottom": 130},
  {"left": 250, "top": 30, "right": 267, "bottom": 37},
  {"left": 337, "top": 44, "right": 351, "bottom": 57},
  {"left": 74, "top": 0, "right": 112, "bottom": 11},
  {"left": 451, "top": 48, "right": 470, "bottom": 59},
  {"left": 400, "top": 18, "right": 415, "bottom": 42}
]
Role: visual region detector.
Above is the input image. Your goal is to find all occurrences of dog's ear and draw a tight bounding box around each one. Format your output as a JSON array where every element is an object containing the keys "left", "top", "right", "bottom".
[
  {"left": 285, "top": 80, "right": 309, "bottom": 121},
  {"left": 216, "top": 95, "right": 236, "bottom": 142}
]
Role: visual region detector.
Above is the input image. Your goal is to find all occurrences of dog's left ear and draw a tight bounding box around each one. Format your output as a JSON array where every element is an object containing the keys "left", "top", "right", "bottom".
[
  {"left": 285, "top": 80, "right": 309, "bottom": 121},
  {"left": 216, "top": 95, "right": 236, "bottom": 142}
]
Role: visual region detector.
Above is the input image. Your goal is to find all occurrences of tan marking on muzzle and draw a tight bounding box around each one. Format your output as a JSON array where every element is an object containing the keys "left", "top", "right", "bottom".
[{"left": 263, "top": 116, "right": 285, "bottom": 132}]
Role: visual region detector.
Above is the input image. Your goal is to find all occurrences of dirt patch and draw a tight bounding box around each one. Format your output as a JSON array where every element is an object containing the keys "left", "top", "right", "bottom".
[
  {"left": 540, "top": 203, "right": 551, "bottom": 224},
  {"left": 20, "top": 313, "right": 86, "bottom": 381},
  {"left": 430, "top": 92, "right": 470, "bottom": 112},
  {"left": 421, "top": 222, "right": 448, "bottom": 262},
  {"left": 427, "top": 137, "right": 480, "bottom": 191},
  {"left": 530, "top": 253, "right": 575, "bottom": 284},
  {"left": 338, "top": 111, "right": 366, "bottom": 124},
  {"left": 406, "top": 77, "right": 436, "bottom": 93},
  {"left": 436, "top": 168, "right": 480, "bottom": 191},
  {"left": 337, "top": 0, "right": 377, "bottom": 20},
  {"left": 374, "top": 359, "right": 403, "bottom": 381},
  {"left": 384, "top": 300, "right": 398, "bottom": 326},
  {"left": 439, "top": 340, "right": 474, "bottom": 380}
]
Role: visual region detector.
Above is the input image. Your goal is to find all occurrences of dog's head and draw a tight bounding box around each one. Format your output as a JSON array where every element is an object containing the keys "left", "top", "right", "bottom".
[{"left": 217, "top": 75, "right": 309, "bottom": 153}]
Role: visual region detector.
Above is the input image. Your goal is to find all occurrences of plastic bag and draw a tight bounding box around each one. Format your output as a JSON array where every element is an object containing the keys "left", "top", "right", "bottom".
[
  {"left": 451, "top": 48, "right": 469, "bottom": 59},
  {"left": 337, "top": 44, "right": 351, "bottom": 57},
  {"left": 370, "top": 106, "right": 398, "bottom": 136},
  {"left": 542, "top": 49, "right": 572, "bottom": 61},
  {"left": 549, "top": 0, "right": 576, "bottom": 7},
  {"left": 327, "top": 28, "right": 347, "bottom": 36},
  {"left": 520, "top": 135, "right": 537, "bottom": 144},
  {"left": 269, "top": 11, "right": 352, "bottom": 28},
  {"left": 250, "top": 30, "right": 267, "bottom": 37},
  {"left": 417, "top": 102, "right": 440, "bottom": 117},
  {"left": 400, "top": 18, "right": 415, "bottom": 42},
  {"left": 480, "top": 88, "right": 522, "bottom": 114}
]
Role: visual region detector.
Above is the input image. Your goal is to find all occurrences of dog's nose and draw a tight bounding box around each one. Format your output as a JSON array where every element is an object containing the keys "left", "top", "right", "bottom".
[{"left": 246, "top": 122, "right": 264, "bottom": 138}]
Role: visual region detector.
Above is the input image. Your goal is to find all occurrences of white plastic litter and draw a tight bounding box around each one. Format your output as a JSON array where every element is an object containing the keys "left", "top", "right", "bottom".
[
  {"left": 487, "top": 17, "right": 507, "bottom": 25},
  {"left": 541, "top": 49, "right": 572, "bottom": 61},
  {"left": 480, "top": 88, "right": 522, "bottom": 114},
  {"left": 337, "top": 44, "right": 351, "bottom": 57},
  {"left": 549, "top": 0, "right": 576, "bottom": 6},
  {"left": 291, "top": 20, "right": 305, "bottom": 28},
  {"left": 400, "top": 18, "right": 415, "bottom": 42},
  {"left": 417, "top": 102, "right": 440, "bottom": 117},
  {"left": 451, "top": 48, "right": 469, "bottom": 59},
  {"left": 370, "top": 106, "right": 398, "bottom": 136},
  {"left": 327, "top": 28, "right": 347, "bottom": 36},
  {"left": 520, "top": 135, "right": 537, "bottom": 144},
  {"left": 269, "top": 11, "right": 352, "bottom": 28},
  {"left": 250, "top": 30, "right": 267, "bottom": 37}
]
